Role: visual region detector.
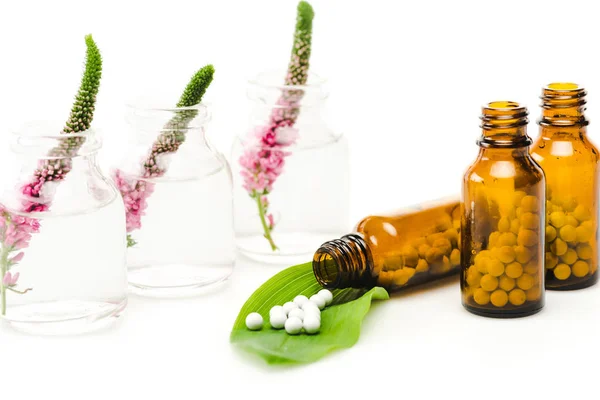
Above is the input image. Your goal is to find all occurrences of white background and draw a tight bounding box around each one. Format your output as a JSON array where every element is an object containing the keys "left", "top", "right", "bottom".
[{"left": 0, "top": 0, "right": 599, "bottom": 398}]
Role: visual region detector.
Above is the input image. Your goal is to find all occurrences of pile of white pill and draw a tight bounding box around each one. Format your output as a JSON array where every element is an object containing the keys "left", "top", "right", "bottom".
[{"left": 245, "top": 289, "right": 333, "bottom": 335}]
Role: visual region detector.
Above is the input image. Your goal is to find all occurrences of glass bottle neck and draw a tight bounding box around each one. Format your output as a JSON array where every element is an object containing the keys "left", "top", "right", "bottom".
[
  {"left": 477, "top": 101, "right": 531, "bottom": 149},
  {"left": 312, "top": 234, "right": 377, "bottom": 289},
  {"left": 539, "top": 83, "right": 588, "bottom": 127}
]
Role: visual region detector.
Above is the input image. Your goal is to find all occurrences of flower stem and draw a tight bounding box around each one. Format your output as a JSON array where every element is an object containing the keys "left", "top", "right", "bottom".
[
  {"left": 0, "top": 246, "right": 9, "bottom": 316},
  {"left": 255, "top": 195, "right": 277, "bottom": 251}
]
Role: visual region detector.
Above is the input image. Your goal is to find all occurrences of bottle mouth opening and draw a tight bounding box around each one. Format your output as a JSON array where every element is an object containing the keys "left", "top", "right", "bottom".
[
  {"left": 545, "top": 82, "right": 582, "bottom": 91},
  {"left": 10, "top": 121, "right": 100, "bottom": 157},
  {"left": 540, "top": 82, "right": 587, "bottom": 113},
  {"left": 247, "top": 69, "right": 329, "bottom": 108},
  {"left": 313, "top": 251, "right": 341, "bottom": 288},
  {"left": 480, "top": 101, "right": 529, "bottom": 129}
]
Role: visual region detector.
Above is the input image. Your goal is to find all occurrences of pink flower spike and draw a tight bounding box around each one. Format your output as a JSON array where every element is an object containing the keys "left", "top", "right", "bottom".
[
  {"left": 267, "top": 213, "right": 275, "bottom": 229},
  {"left": 2, "top": 271, "right": 19, "bottom": 287},
  {"left": 9, "top": 252, "right": 24, "bottom": 263}
]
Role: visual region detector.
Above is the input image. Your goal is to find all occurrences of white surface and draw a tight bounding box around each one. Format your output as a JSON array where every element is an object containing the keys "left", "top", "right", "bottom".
[{"left": 1, "top": 0, "right": 600, "bottom": 398}]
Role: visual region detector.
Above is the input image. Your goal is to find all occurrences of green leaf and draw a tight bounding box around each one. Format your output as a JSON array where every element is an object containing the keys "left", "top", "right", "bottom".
[{"left": 230, "top": 262, "right": 389, "bottom": 364}]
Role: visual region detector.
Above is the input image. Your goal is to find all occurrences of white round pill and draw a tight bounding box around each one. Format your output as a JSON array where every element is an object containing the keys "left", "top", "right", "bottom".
[
  {"left": 288, "top": 308, "right": 305, "bottom": 321},
  {"left": 303, "top": 315, "right": 320, "bottom": 334},
  {"left": 285, "top": 317, "right": 303, "bottom": 335},
  {"left": 293, "top": 295, "right": 309, "bottom": 307},
  {"left": 269, "top": 311, "right": 287, "bottom": 329},
  {"left": 270, "top": 305, "right": 284, "bottom": 316},
  {"left": 318, "top": 289, "right": 333, "bottom": 305},
  {"left": 245, "top": 312, "right": 263, "bottom": 331},
  {"left": 309, "top": 294, "right": 326, "bottom": 310},
  {"left": 304, "top": 308, "right": 320, "bottom": 321},
  {"left": 301, "top": 300, "right": 319, "bottom": 311},
  {"left": 283, "top": 301, "right": 297, "bottom": 315}
]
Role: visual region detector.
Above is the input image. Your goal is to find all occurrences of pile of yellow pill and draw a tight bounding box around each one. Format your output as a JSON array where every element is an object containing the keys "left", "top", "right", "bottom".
[
  {"left": 465, "top": 192, "right": 543, "bottom": 309},
  {"left": 378, "top": 209, "right": 461, "bottom": 288},
  {"left": 545, "top": 197, "right": 597, "bottom": 282}
]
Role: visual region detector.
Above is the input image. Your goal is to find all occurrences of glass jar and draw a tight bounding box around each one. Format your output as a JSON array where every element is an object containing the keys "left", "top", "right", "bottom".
[
  {"left": 312, "top": 197, "right": 461, "bottom": 291},
  {"left": 232, "top": 70, "right": 350, "bottom": 265},
  {"left": 113, "top": 101, "right": 234, "bottom": 297},
  {"left": 531, "top": 83, "right": 598, "bottom": 290},
  {"left": 0, "top": 122, "right": 127, "bottom": 334},
  {"left": 462, "top": 102, "right": 545, "bottom": 318}
]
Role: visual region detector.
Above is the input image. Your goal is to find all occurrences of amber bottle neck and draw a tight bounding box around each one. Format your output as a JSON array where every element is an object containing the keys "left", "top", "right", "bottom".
[
  {"left": 477, "top": 101, "right": 532, "bottom": 149},
  {"left": 539, "top": 83, "right": 589, "bottom": 128},
  {"left": 312, "top": 234, "right": 377, "bottom": 289}
]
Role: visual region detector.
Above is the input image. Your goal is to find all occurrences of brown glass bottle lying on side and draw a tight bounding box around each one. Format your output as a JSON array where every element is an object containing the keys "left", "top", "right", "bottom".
[{"left": 313, "top": 198, "right": 460, "bottom": 291}]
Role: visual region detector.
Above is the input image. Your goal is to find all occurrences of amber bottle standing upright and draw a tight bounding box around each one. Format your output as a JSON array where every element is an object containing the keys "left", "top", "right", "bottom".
[
  {"left": 531, "top": 83, "right": 599, "bottom": 290},
  {"left": 461, "top": 102, "right": 545, "bottom": 318},
  {"left": 313, "top": 198, "right": 461, "bottom": 292}
]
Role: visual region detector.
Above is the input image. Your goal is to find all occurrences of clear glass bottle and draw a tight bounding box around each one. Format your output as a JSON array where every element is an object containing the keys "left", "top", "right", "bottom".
[
  {"left": 531, "top": 83, "right": 598, "bottom": 290},
  {"left": 114, "top": 101, "right": 234, "bottom": 297},
  {"left": 312, "top": 198, "right": 461, "bottom": 291},
  {"left": 0, "top": 122, "right": 127, "bottom": 334},
  {"left": 462, "top": 102, "right": 545, "bottom": 318},
  {"left": 232, "top": 70, "right": 350, "bottom": 265}
]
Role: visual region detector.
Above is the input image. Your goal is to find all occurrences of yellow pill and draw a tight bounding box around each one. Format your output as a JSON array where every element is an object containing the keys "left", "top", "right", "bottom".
[
  {"left": 553, "top": 264, "right": 572, "bottom": 280},
  {"left": 475, "top": 250, "right": 492, "bottom": 263},
  {"left": 573, "top": 204, "right": 591, "bottom": 222},
  {"left": 425, "top": 247, "right": 444, "bottom": 263},
  {"left": 576, "top": 223, "right": 594, "bottom": 242},
  {"left": 415, "top": 258, "right": 429, "bottom": 272},
  {"left": 418, "top": 243, "right": 431, "bottom": 258},
  {"left": 499, "top": 275, "right": 516, "bottom": 291},
  {"left": 524, "top": 261, "right": 538, "bottom": 275},
  {"left": 474, "top": 255, "right": 489, "bottom": 274},
  {"left": 432, "top": 238, "right": 452, "bottom": 255},
  {"left": 551, "top": 238, "right": 568, "bottom": 256},
  {"left": 466, "top": 265, "right": 482, "bottom": 287},
  {"left": 498, "top": 217, "right": 510, "bottom": 233},
  {"left": 487, "top": 259, "right": 505, "bottom": 277},
  {"left": 443, "top": 228, "right": 459, "bottom": 245},
  {"left": 514, "top": 191, "right": 527, "bottom": 207},
  {"left": 508, "top": 288, "right": 527, "bottom": 306},
  {"left": 473, "top": 288, "right": 490, "bottom": 305},
  {"left": 510, "top": 219, "right": 521, "bottom": 235},
  {"left": 517, "top": 274, "right": 535, "bottom": 290},
  {"left": 518, "top": 229, "right": 538, "bottom": 247},
  {"left": 560, "top": 248, "right": 578, "bottom": 265},
  {"left": 516, "top": 207, "right": 523, "bottom": 219},
  {"left": 545, "top": 226, "right": 557, "bottom": 242},
  {"left": 498, "top": 232, "right": 518, "bottom": 247},
  {"left": 435, "top": 256, "right": 452, "bottom": 273},
  {"left": 401, "top": 245, "right": 419, "bottom": 267},
  {"left": 545, "top": 252, "right": 559, "bottom": 269},
  {"left": 393, "top": 268, "right": 412, "bottom": 286},
  {"left": 378, "top": 271, "right": 394, "bottom": 287},
  {"left": 565, "top": 215, "right": 579, "bottom": 227},
  {"left": 496, "top": 246, "right": 516, "bottom": 264},
  {"left": 426, "top": 232, "right": 445, "bottom": 246},
  {"left": 480, "top": 274, "right": 499, "bottom": 291},
  {"left": 505, "top": 262, "right": 523, "bottom": 279},
  {"left": 515, "top": 245, "right": 533, "bottom": 264},
  {"left": 520, "top": 212, "right": 540, "bottom": 230},
  {"left": 559, "top": 225, "right": 577, "bottom": 243},
  {"left": 572, "top": 260, "right": 590, "bottom": 278},
  {"left": 491, "top": 290, "right": 509, "bottom": 307},
  {"left": 576, "top": 243, "right": 593, "bottom": 260},
  {"left": 489, "top": 231, "right": 500, "bottom": 248},
  {"left": 450, "top": 248, "right": 460, "bottom": 266},
  {"left": 562, "top": 198, "right": 578, "bottom": 212},
  {"left": 436, "top": 215, "right": 453, "bottom": 231},
  {"left": 521, "top": 195, "right": 539, "bottom": 212},
  {"left": 526, "top": 286, "right": 541, "bottom": 302},
  {"left": 549, "top": 211, "right": 566, "bottom": 228}
]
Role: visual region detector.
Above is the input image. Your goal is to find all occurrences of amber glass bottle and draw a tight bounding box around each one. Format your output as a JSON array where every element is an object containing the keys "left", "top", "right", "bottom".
[
  {"left": 313, "top": 198, "right": 461, "bottom": 291},
  {"left": 461, "top": 102, "right": 545, "bottom": 318},
  {"left": 531, "top": 83, "right": 598, "bottom": 290}
]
